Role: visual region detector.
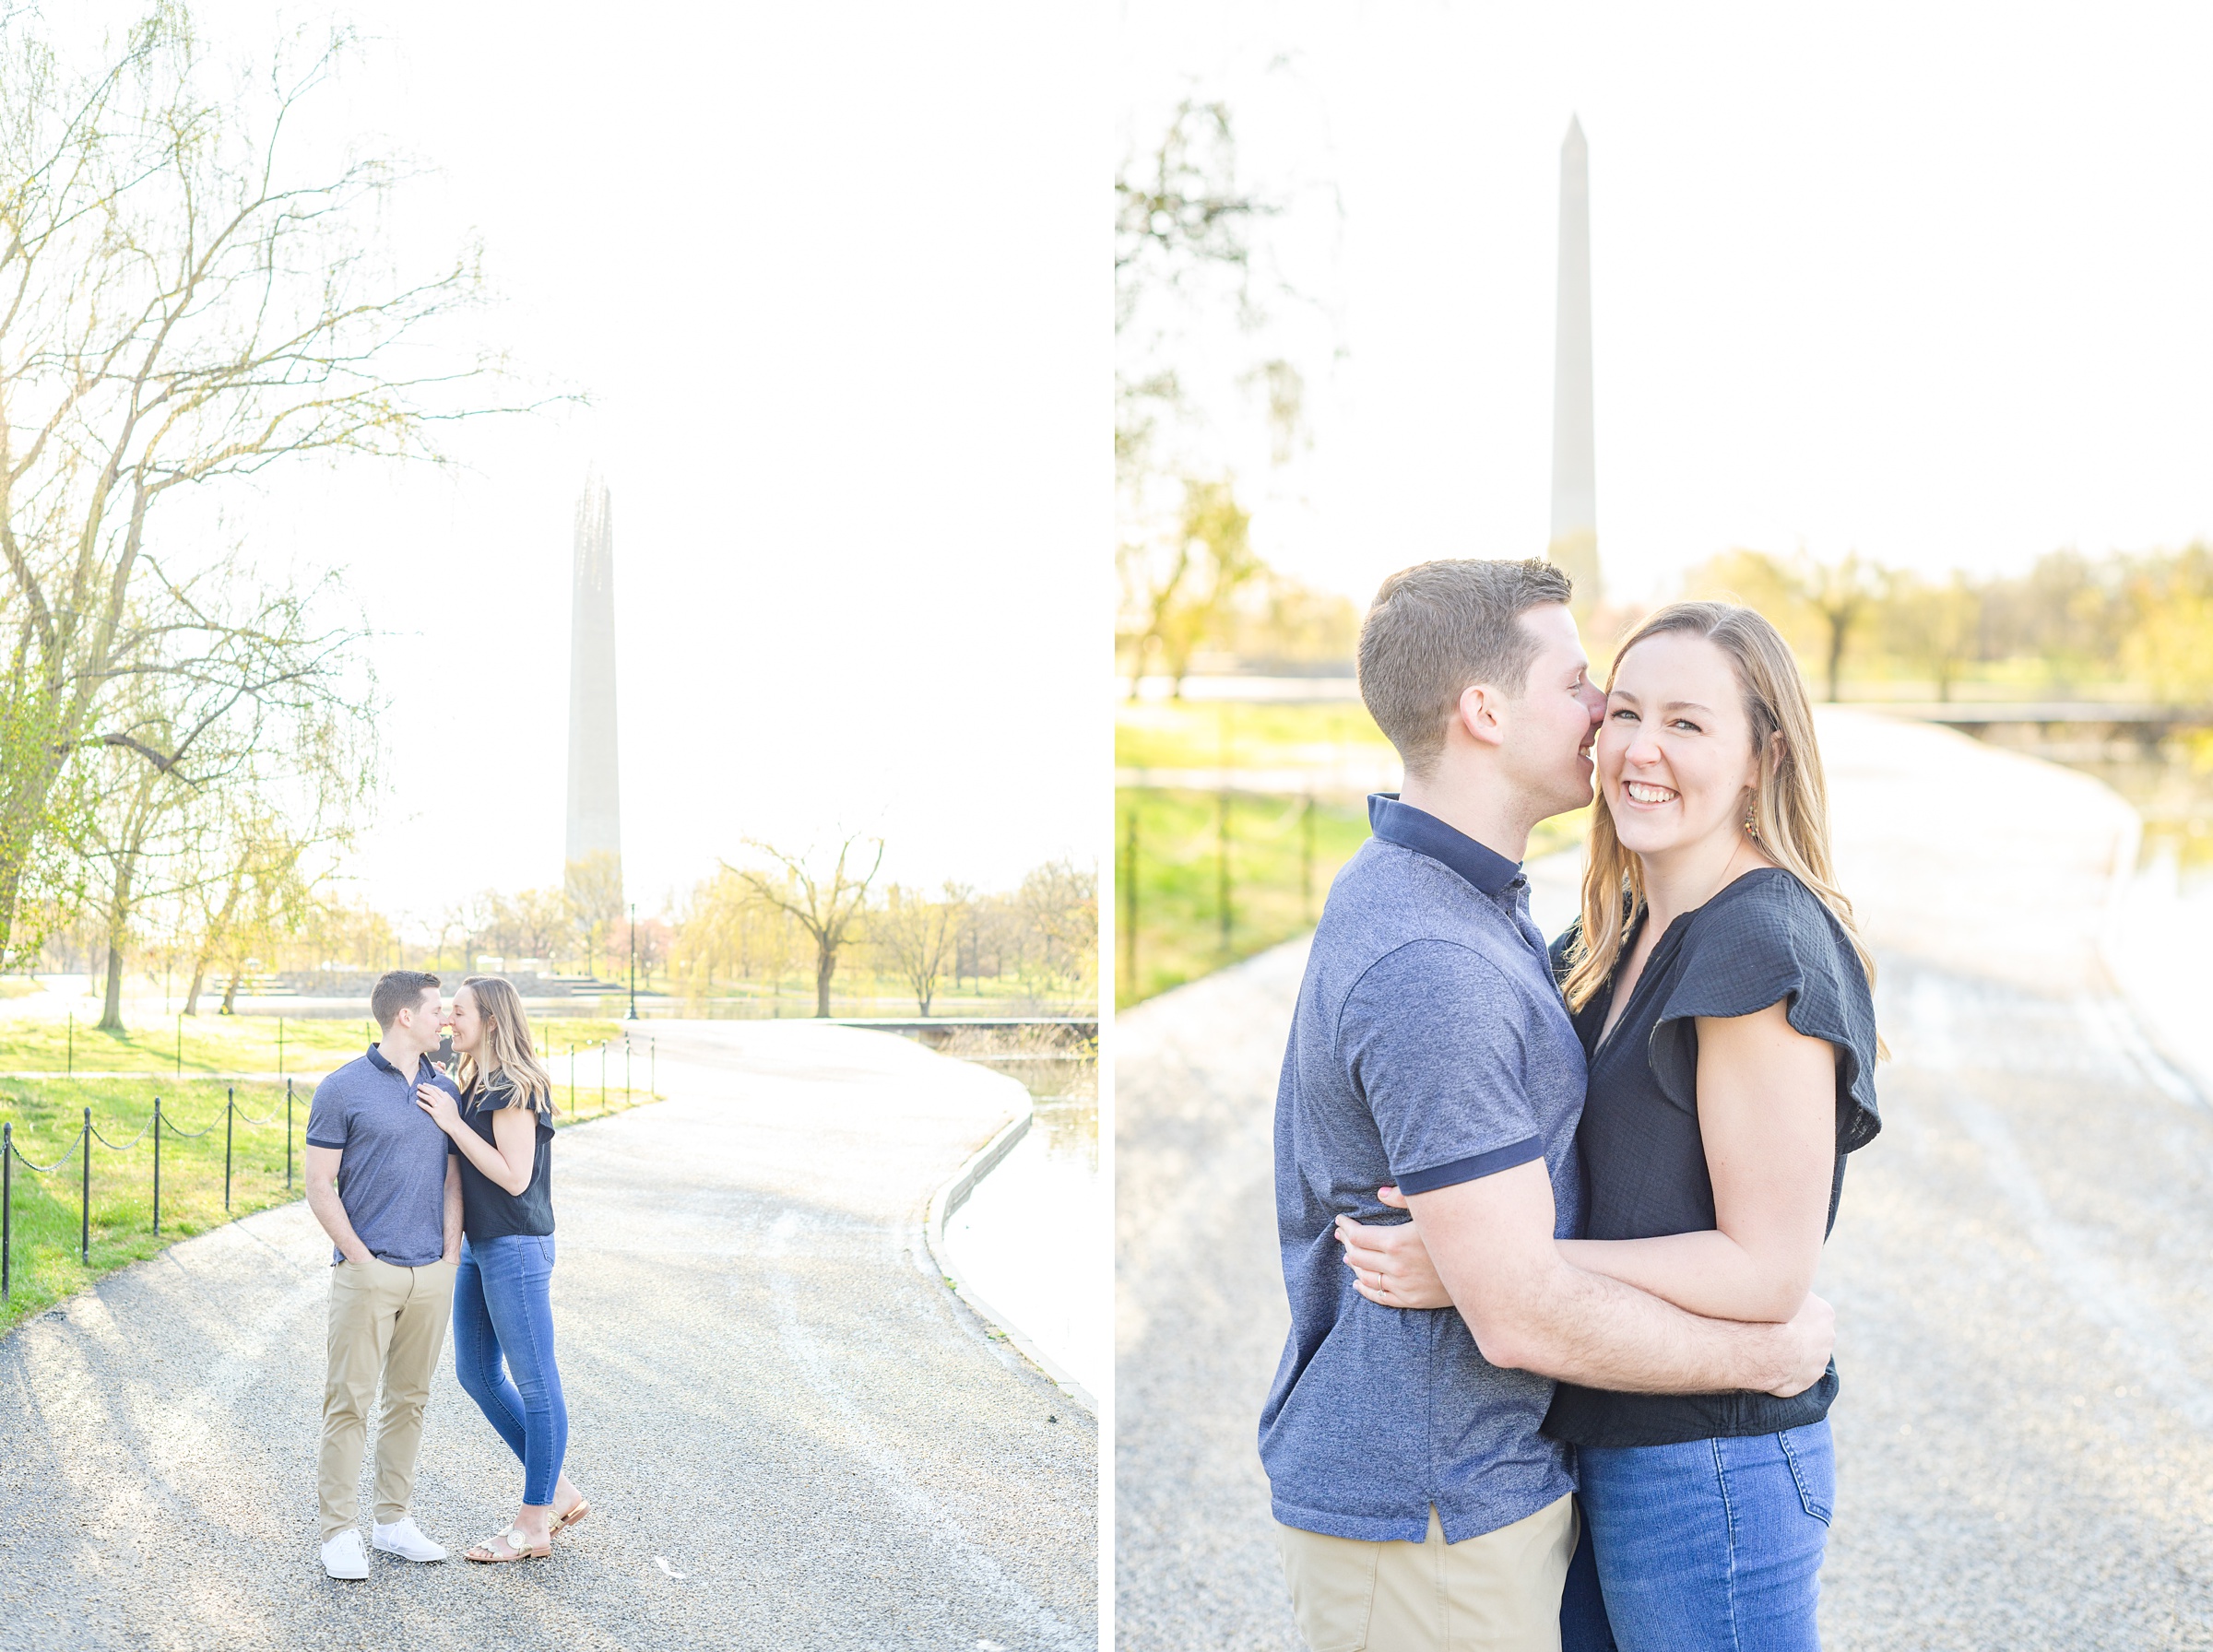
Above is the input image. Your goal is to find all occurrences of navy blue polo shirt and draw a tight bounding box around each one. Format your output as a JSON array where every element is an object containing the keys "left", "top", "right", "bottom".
[
  {"left": 1260, "top": 795, "right": 1589, "bottom": 1543},
  {"left": 304, "top": 1044, "right": 460, "bottom": 1266}
]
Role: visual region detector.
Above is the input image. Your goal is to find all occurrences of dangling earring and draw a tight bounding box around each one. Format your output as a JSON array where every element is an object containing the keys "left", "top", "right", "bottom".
[{"left": 1744, "top": 794, "right": 1760, "bottom": 840}]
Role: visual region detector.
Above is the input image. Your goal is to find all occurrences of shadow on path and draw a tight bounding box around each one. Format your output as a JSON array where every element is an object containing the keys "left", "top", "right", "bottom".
[{"left": 0, "top": 1021, "right": 1096, "bottom": 1652}]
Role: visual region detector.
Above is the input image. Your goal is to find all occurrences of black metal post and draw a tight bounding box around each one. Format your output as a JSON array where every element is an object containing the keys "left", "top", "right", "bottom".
[
  {"left": 153, "top": 1097, "right": 162, "bottom": 1234},
  {"left": 1303, "top": 793, "right": 1317, "bottom": 925},
  {"left": 1217, "top": 786, "right": 1233, "bottom": 959},
  {"left": 286, "top": 1080, "right": 293, "bottom": 1191},
  {"left": 627, "top": 902, "right": 637, "bottom": 1021},
  {"left": 224, "top": 1089, "right": 234, "bottom": 1212},
  {"left": 80, "top": 1108, "right": 89, "bottom": 1264},
  {"left": 4, "top": 1120, "right": 12, "bottom": 1300},
  {"left": 1121, "top": 807, "right": 1139, "bottom": 1000}
]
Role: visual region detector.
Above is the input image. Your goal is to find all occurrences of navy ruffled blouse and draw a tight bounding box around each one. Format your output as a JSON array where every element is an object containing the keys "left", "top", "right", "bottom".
[{"left": 1543, "top": 867, "right": 1881, "bottom": 1449}]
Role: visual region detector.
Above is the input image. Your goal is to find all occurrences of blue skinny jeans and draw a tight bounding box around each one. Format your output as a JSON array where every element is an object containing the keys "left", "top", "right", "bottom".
[
  {"left": 1561, "top": 1421, "right": 1834, "bottom": 1652},
  {"left": 451, "top": 1233, "right": 568, "bottom": 1507}
]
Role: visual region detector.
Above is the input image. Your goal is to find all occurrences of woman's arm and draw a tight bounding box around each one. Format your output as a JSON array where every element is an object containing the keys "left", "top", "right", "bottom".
[
  {"left": 1559, "top": 1002, "right": 1835, "bottom": 1322},
  {"left": 1338, "top": 1002, "right": 1836, "bottom": 1324},
  {"left": 417, "top": 1084, "right": 538, "bottom": 1197}
]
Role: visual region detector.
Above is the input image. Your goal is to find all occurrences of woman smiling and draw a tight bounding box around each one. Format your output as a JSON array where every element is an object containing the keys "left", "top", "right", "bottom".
[
  {"left": 1342, "top": 601, "right": 1882, "bottom": 1651},
  {"left": 416, "top": 975, "right": 591, "bottom": 1564}
]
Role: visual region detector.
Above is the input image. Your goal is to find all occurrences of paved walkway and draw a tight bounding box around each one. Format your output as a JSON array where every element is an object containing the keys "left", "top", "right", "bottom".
[
  {"left": 1118, "top": 709, "right": 2213, "bottom": 1651},
  {"left": 0, "top": 1022, "right": 1095, "bottom": 1651}
]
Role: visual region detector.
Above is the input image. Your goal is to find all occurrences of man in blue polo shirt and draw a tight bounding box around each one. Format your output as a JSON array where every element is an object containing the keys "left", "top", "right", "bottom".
[
  {"left": 1262, "top": 560, "right": 1834, "bottom": 1651},
  {"left": 304, "top": 969, "right": 464, "bottom": 1580}
]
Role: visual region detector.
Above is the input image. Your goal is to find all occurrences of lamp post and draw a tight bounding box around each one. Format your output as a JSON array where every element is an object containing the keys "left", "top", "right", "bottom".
[{"left": 627, "top": 901, "right": 637, "bottom": 1022}]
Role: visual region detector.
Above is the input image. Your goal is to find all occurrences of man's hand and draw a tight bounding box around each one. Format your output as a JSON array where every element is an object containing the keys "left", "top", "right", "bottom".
[
  {"left": 1336, "top": 1186, "right": 1453, "bottom": 1309},
  {"left": 1766, "top": 1292, "right": 1835, "bottom": 1398},
  {"left": 442, "top": 1156, "right": 463, "bottom": 1265},
  {"left": 1352, "top": 1180, "right": 1837, "bottom": 1395},
  {"left": 303, "top": 1143, "right": 374, "bottom": 1266}
]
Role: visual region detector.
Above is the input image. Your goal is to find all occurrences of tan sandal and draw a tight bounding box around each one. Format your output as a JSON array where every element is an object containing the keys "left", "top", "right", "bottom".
[
  {"left": 551, "top": 1497, "right": 591, "bottom": 1535},
  {"left": 465, "top": 1526, "right": 550, "bottom": 1563}
]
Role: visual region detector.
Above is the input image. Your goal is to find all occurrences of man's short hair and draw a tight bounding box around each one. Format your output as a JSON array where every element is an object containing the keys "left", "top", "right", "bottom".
[
  {"left": 371, "top": 969, "right": 442, "bottom": 1032},
  {"left": 1357, "top": 558, "right": 1575, "bottom": 778}
]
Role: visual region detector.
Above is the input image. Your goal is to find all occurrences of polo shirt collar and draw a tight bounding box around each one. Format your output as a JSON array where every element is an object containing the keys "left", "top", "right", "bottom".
[
  {"left": 1368, "top": 793, "right": 1521, "bottom": 897},
  {"left": 365, "top": 1043, "right": 423, "bottom": 1080}
]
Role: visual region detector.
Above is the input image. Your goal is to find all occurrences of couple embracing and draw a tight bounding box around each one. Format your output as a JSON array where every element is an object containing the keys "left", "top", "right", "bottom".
[
  {"left": 305, "top": 971, "right": 586, "bottom": 1577},
  {"left": 1264, "top": 559, "right": 1882, "bottom": 1651}
]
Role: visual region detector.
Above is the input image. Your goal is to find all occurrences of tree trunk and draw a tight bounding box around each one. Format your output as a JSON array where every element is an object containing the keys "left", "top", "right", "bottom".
[
  {"left": 1825, "top": 616, "right": 1847, "bottom": 703},
  {"left": 95, "top": 852, "right": 138, "bottom": 1032},
  {"left": 0, "top": 844, "right": 28, "bottom": 973},
  {"left": 98, "top": 939, "right": 127, "bottom": 1031},
  {"left": 221, "top": 968, "right": 243, "bottom": 1014},
  {"left": 183, "top": 962, "right": 207, "bottom": 1015},
  {"left": 815, "top": 943, "right": 834, "bottom": 1018}
]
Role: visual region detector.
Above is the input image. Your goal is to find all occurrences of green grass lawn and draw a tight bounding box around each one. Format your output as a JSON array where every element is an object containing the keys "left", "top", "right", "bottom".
[
  {"left": 1115, "top": 788, "right": 1589, "bottom": 1008},
  {"left": 0, "top": 1039, "right": 657, "bottom": 1339},
  {"left": 0, "top": 1012, "right": 651, "bottom": 1078},
  {"left": 1115, "top": 697, "right": 1591, "bottom": 1007},
  {"left": 1, "top": 1075, "right": 313, "bottom": 1337},
  {"left": 1115, "top": 788, "right": 1369, "bottom": 1006},
  {"left": 1116, "top": 697, "right": 1394, "bottom": 771},
  {"left": 0, "top": 1012, "right": 373, "bottom": 1076}
]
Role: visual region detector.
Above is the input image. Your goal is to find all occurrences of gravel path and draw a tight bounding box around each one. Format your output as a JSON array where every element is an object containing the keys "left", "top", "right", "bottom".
[
  {"left": 0, "top": 1021, "right": 1095, "bottom": 1651},
  {"left": 1117, "top": 709, "right": 2213, "bottom": 1650}
]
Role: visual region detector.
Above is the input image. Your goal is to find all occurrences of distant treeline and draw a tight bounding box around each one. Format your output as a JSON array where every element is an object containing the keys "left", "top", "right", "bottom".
[
  {"left": 1682, "top": 543, "right": 2213, "bottom": 702},
  {"left": 36, "top": 848, "right": 1097, "bottom": 1021}
]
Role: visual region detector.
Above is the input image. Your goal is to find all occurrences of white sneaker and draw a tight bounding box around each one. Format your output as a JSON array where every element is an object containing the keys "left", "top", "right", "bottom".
[
  {"left": 321, "top": 1528, "right": 370, "bottom": 1580},
  {"left": 372, "top": 1516, "right": 449, "bottom": 1563}
]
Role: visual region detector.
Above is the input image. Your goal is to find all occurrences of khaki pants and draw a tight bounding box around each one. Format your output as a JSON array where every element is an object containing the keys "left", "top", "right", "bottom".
[
  {"left": 1276, "top": 1495, "right": 1577, "bottom": 1652},
  {"left": 318, "top": 1256, "right": 456, "bottom": 1540}
]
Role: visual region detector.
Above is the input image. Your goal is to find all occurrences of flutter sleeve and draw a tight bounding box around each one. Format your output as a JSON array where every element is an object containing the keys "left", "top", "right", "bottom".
[{"left": 1647, "top": 871, "right": 1881, "bottom": 1154}]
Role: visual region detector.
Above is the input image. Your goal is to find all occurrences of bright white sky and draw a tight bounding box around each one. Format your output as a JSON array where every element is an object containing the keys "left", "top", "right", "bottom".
[
  {"left": 1119, "top": 0, "right": 2213, "bottom": 609},
  {"left": 74, "top": 1, "right": 1106, "bottom": 928}
]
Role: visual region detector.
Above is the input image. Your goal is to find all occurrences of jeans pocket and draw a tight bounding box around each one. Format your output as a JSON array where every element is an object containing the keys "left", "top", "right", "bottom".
[
  {"left": 1777, "top": 1425, "right": 1834, "bottom": 1526},
  {"left": 536, "top": 1235, "right": 556, "bottom": 1267}
]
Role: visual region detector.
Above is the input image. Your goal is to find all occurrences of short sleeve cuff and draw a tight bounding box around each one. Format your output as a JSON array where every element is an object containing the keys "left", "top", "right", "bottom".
[
  {"left": 1396, "top": 1134, "right": 1544, "bottom": 1195},
  {"left": 303, "top": 1134, "right": 347, "bottom": 1150}
]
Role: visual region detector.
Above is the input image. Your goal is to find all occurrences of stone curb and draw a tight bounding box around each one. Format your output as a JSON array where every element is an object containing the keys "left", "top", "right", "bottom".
[{"left": 925, "top": 1106, "right": 1098, "bottom": 1415}]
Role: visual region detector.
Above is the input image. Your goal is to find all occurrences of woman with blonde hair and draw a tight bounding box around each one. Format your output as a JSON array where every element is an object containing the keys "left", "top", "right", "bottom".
[
  {"left": 415, "top": 975, "right": 588, "bottom": 1563},
  {"left": 1341, "top": 601, "right": 1881, "bottom": 1651}
]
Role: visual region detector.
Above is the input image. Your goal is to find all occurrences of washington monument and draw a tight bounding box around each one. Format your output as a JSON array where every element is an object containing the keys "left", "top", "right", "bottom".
[
  {"left": 564, "top": 471, "right": 622, "bottom": 888},
  {"left": 1548, "top": 115, "right": 1600, "bottom": 608}
]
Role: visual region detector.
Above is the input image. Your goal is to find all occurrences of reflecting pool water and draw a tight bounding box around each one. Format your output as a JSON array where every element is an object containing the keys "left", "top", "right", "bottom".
[{"left": 941, "top": 1050, "right": 1105, "bottom": 1402}]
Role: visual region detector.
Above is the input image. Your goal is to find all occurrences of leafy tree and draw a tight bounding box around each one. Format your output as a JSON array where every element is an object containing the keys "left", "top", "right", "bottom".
[
  {"left": 1125, "top": 478, "right": 1259, "bottom": 695},
  {"left": 0, "top": 9, "right": 530, "bottom": 960},
  {"left": 1879, "top": 571, "right": 1983, "bottom": 702}
]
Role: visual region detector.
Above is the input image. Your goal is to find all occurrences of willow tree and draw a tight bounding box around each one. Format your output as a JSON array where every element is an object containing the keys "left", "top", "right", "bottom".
[
  {"left": 82, "top": 569, "right": 373, "bottom": 1029},
  {"left": 0, "top": 9, "right": 519, "bottom": 961}
]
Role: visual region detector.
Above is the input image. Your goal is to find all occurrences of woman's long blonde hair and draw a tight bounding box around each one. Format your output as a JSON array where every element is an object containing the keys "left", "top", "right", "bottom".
[
  {"left": 456, "top": 975, "right": 555, "bottom": 1115},
  {"left": 1561, "top": 601, "right": 1880, "bottom": 1026}
]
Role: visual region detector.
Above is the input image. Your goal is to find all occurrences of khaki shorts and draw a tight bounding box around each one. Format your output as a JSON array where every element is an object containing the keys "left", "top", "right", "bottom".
[{"left": 1275, "top": 1494, "right": 1577, "bottom": 1652}]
